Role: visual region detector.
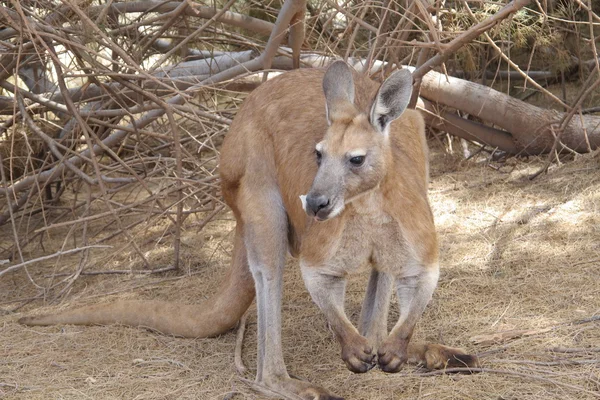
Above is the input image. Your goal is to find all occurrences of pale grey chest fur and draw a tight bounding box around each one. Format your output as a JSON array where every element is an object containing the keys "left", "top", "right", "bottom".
[{"left": 322, "top": 194, "right": 410, "bottom": 276}]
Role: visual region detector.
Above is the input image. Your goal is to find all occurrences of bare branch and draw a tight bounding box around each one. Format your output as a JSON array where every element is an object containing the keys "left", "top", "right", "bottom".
[{"left": 413, "top": 0, "right": 532, "bottom": 79}]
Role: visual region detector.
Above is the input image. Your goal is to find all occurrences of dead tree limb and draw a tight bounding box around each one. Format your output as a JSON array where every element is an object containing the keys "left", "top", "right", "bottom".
[
  {"left": 420, "top": 70, "right": 600, "bottom": 154},
  {"left": 0, "top": 2, "right": 274, "bottom": 40}
]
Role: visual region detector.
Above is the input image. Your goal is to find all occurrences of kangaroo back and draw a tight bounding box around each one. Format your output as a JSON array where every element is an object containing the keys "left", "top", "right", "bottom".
[
  {"left": 19, "top": 63, "right": 477, "bottom": 400},
  {"left": 19, "top": 66, "right": 431, "bottom": 337},
  {"left": 221, "top": 68, "right": 430, "bottom": 248}
]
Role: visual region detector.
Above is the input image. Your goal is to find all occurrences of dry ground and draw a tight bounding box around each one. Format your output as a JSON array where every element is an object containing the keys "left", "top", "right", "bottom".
[{"left": 1, "top": 146, "right": 599, "bottom": 399}]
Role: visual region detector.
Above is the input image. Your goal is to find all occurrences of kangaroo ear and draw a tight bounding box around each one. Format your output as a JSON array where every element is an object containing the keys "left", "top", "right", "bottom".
[
  {"left": 369, "top": 68, "right": 413, "bottom": 135},
  {"left": 322, "top": 61, "right": 355, "bottom": 124}
]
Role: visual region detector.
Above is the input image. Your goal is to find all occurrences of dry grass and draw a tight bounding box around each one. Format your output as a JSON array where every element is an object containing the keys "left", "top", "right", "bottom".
[{"left": 1, "top": 145, "right": 599, "bottom": 399}]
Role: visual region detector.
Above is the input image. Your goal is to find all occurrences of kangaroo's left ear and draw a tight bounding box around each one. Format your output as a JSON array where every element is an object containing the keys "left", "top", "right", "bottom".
[
  {"left": 323, "top": 60, "right": 355, "bottom": 125},
  {"left": 369, "top": 68, "right": 413, "bottom": 135}
]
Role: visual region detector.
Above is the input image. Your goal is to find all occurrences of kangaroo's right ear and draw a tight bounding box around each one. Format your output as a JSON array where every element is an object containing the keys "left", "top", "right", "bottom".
[
  {"left": 369, "top": 68, "right": 413, "bottom": 136},
  {"left": 322, "top": 61, "right": 355, "bottom": 125}
]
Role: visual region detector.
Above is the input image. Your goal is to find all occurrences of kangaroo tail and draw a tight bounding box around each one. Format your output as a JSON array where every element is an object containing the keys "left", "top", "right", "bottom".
[{"left": 19, "top": 225, "right": 255, "bottom": 338}]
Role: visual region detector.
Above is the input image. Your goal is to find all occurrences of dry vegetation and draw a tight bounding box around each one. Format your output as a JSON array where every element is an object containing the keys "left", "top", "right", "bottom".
[
  {"left": 1, "top": 0, "right": 600, "bottom": 399},
  {"left": 2, "top": 145, "right": 599, "bottom": 399}
]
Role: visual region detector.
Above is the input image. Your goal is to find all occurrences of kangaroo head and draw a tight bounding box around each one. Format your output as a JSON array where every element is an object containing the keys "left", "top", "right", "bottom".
[{"left": 301, "top": 61, "right": 413, "bottom": 221}]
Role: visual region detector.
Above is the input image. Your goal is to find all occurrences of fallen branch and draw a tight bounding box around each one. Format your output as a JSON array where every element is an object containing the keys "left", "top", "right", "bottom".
[
  {"left": 420, "top": 70, "right": 600, "bottom": 154},
  {"left": 45, "top": 265, "right": 177, "bottom": 278},
  {"left": 418, "top": 98, "right": 518, "bottom": 154},
  {"left": 0, "top": 1, "right": 274, "bottom": 41}
]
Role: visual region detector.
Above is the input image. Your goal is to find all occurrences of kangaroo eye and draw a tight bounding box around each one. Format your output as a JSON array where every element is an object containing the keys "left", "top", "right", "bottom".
[
  {"left": 315, "top": 150, "right": 322, "bottom": 165},
  {"left": 349, "top": 156, "right": 365, "bottom": 166}
]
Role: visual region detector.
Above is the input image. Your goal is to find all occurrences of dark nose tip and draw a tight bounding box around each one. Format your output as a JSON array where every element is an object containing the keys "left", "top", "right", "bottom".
[{"left": 306, "top": 194, "right": 330, "bottom": 215}]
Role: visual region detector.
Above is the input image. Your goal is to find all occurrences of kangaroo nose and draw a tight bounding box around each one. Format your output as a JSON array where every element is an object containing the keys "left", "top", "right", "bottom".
[{"left": 306, "top": 194, "right": 330, "bottom": 215}]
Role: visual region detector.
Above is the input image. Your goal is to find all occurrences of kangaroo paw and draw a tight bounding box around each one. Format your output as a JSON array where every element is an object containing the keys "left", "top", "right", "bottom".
[
  {"left": 377, "top": 338, "right": 409, "bottom": 373},
  {"left": 340, "top": 334, "right": 376, "bottom": 373}
]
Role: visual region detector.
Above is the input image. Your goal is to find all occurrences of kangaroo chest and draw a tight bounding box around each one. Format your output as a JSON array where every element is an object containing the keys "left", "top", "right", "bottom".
[{"left": 316, "top": 205, "right": 410, "bottom": 276}]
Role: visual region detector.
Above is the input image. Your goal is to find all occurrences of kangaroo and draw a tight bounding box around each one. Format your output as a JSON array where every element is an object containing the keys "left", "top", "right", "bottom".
[{"left": 19, "top": 61, "right": 477, "bottom": 399}]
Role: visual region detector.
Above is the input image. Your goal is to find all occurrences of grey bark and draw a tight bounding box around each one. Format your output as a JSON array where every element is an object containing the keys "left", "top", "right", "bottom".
[{"left": 420, "top": 70, "right": 600, "bottom": 154}]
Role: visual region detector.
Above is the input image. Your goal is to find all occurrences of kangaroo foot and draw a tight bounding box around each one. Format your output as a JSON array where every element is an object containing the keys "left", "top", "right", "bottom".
[
  {"left": 420, "top": 343, "right": 480, "bottom": 370},
  {"left": 262, "top": 376, "right": 344, "bottom": 400}
]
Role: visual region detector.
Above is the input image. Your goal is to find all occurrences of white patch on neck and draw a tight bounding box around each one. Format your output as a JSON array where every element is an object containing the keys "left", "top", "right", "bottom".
[{"left": 315, "top": 142, "right": 324, "bottom": 152}]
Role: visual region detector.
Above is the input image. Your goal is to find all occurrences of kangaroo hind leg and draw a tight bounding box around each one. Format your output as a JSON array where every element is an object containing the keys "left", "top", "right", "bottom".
[{"left": 240, "top": 186, "right": 340, "bottom": 399}]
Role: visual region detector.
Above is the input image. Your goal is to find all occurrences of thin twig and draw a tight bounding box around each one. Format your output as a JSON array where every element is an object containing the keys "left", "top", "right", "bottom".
[
  {"left": 550, "top": 347, "right": 600, "bottom": 354},
  {"left": 488, "top": 358, "right": 600, "bottom": 366},
  {"left": 0, "top": 245, "right": 111, "bottom": 278},
  {"left": 413, "top": 0, "right": 532, "bottom": 80},
  {"left": 45, "top": 265, "right": 177, "bottom": 277}
]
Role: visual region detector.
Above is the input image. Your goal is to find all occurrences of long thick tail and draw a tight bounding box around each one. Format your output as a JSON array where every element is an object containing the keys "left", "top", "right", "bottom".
[{"left": 19, "top": 225, "right": 255, "bottom": 338}]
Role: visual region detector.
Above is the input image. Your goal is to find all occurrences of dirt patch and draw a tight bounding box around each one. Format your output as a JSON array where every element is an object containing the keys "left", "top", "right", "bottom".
[{"left": 1, "top": 147, "right": 599, "bottom": 399}]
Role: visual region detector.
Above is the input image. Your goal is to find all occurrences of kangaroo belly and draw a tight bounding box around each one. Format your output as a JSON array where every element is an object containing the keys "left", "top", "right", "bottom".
[{"left": 311, "top": 210, "right": 409, "bottom": 276}]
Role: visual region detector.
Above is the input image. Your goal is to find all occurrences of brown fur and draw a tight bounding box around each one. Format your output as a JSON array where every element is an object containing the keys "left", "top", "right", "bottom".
[{"left": 20, "top": 65, "right": 477, "bottom": 399}]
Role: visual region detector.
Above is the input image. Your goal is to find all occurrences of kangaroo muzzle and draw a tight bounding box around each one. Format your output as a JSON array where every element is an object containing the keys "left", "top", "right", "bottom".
[
  {"left": 300, "top": 192, "right": 343, "bottom": 221},
  {"left": 306, "top": 193, "right": 331, "bottom": 217}
]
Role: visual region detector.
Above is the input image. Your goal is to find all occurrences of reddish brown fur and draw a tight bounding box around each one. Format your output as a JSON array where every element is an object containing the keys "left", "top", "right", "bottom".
[
  {"left": 20, "top": 66, "right": 477, "bottom": 400},
  {"left": 222, "top": 68, "right": 436, "bottom": 265}
]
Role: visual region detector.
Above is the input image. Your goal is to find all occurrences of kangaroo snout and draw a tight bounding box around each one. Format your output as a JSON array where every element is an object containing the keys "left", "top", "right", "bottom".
[{"left": 305, "top": 193, "right": 331, "bottom": 219}]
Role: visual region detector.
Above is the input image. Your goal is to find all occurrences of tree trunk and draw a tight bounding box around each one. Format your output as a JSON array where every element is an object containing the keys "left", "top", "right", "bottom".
[{"left": 420, "top": 70, "right": 600, "bottom": 154}]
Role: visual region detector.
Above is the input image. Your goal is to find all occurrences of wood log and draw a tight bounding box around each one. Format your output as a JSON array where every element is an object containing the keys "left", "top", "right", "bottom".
[{"left": 420, "top": 70, "right": 600, "bottom": 154}]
